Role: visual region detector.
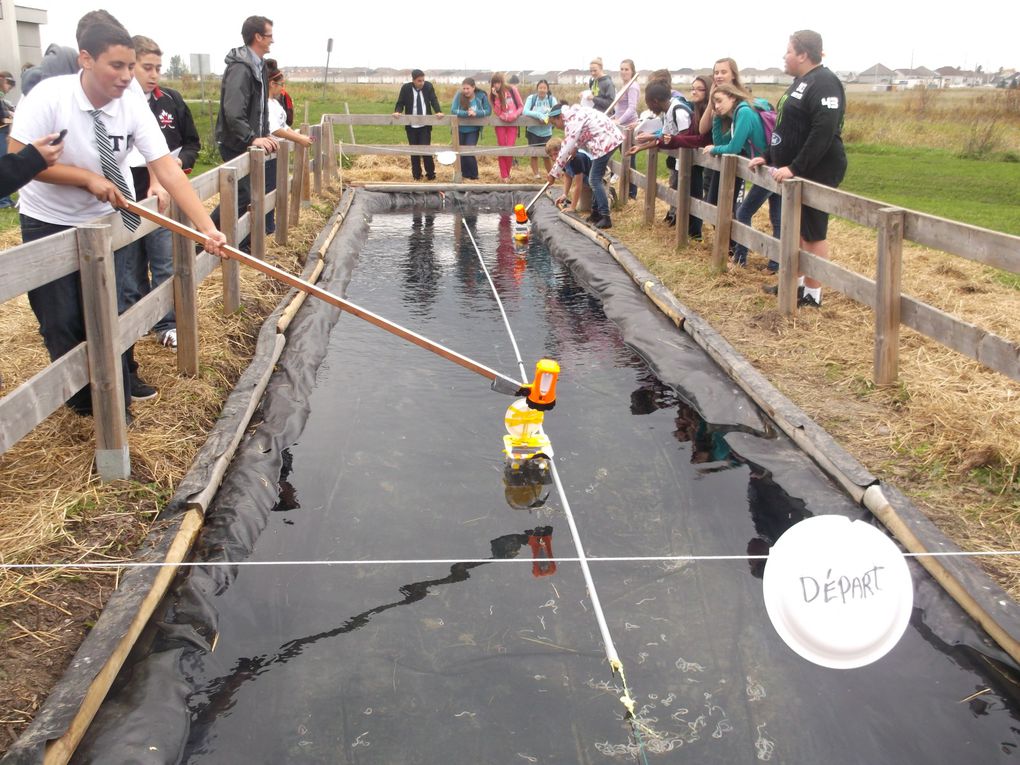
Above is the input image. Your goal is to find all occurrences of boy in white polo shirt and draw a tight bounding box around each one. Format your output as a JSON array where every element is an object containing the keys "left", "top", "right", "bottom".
[{"left": 10, "top": 21, "right": 225, "bottom": 420}]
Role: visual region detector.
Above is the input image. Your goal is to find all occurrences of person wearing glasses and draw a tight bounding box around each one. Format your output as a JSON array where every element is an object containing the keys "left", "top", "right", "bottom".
[{"left": 213, "top": 15, "right": 279, "bottom": 252}]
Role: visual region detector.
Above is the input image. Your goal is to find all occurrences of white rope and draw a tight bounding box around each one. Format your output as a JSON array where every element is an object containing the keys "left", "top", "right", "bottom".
[
  {"left": 461, "top": 216, "right": 627, "bottom": 672},
  {"left": 461, "top": 219, "right": 529, "bottom": 384},
  {"left": 4, "top": 550, "right": 1020, "bottom": 571}
]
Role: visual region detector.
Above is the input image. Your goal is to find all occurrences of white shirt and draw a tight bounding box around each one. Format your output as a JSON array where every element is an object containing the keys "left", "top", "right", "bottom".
[
  {"left": 410, "top": 87, "right": 425, "bottom": 129},
  {"left": 11, "top": 73, "right": 169, "bottom": 226},
  {"left": 268, "top": 97, "right": 287, "bottom": 134}
]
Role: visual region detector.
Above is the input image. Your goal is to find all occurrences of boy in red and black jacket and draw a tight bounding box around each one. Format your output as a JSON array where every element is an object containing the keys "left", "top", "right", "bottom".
[{"left": 130, "top": 35, "right": 202, "bottom": 350}]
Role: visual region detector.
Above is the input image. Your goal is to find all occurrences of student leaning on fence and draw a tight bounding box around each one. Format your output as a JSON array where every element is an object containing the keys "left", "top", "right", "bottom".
[
  {"left": 523, "top": 79, "right": 557, "bottom": 178},
  {"left": 630, "top": 79, "right": 705, "bottom": 237},
  {"left": 449, "top": 78, "right": 491, "bottom": 181},
  {"left": 10, "top": 21, "right": 226, "bottom": 421},
  {"left": 750, "top": 29, "right": 847, "bottom": 308},
  {"left": 129, "top": 34, "right": 202, "bottom": 351}
]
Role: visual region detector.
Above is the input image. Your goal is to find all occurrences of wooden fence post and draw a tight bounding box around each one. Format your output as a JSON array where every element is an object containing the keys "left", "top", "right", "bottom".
[
  {"left": 644, "top": 145, "right": 658, "bottom": 224},
  {"left": 170, "top": 200, "right": 200, "bottom": 375},
  {"left": 290, "top": 138, "right": 306, "bottom": 227},
  {"left": 218, "top": 166, "right": 241, "bottom": 314},
  {"left": 300, "top": 123, "right": 311, "bottom": 202},
  {"left": 675, "top": 149, "right": 692, "bottom": 248},
  {"left": 312, "top": 124, "right": 323, "bottom": 195},
  {"left": 874, "top": 207, "right": 905, "bottom": 385},
  {"left": 322, "top": 117, "right": 334, "bottom": 185},
  {"left": 711, "top": 154, "right": 737, "bottom": 272},
  {"left": 618, "top": 127, "right": 632, "bottom": 203},
  {"left": 77, "top": 224, "right": 129, "bottom": 481},
  {"left": 249, "top": 146, "right": 266, "bottom": 260},
  {"left": 275, "top": 141, "right": 290, "bottom": 246},
  {"left": 777, "top": 179, "right": 803, "bottom": 316},
  {"left": 450, "top": 115, "right": 462, "bottom": 183}
]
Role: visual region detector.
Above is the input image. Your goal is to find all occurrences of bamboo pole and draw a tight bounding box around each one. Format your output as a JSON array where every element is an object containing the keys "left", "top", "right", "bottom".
[{"left": 122, "top": 201, "right": 524, "bottom": 396}]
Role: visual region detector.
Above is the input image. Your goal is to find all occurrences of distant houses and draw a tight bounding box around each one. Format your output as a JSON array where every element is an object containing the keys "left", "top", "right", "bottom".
[{"left": 280, "top": 64, "right": 1015, "bottom": 90}]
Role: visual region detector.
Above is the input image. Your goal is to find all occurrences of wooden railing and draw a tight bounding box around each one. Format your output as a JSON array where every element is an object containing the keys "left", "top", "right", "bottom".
[
  {"left": 322, "top": 113, "right": 548, "bottom": 182},
  {"left": 0, "top": 127, "right": 329, "bottom": 480},
  {"left": 608, "top": 136, "right": 1020, "bottom": 385}
]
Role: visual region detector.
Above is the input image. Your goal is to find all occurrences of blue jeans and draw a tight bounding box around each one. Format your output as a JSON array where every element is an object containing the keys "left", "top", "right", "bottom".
[
  {"left": 138, "top": 226, "right": 176, "bottom": 334},
  {"left": 732, "top": 184, "right": 781, "bottom": 267},
  {"left": 21, "top": 215, "right": 133, "bottom": 415},
  {"left": 459, "top": 130, "right": 480, "bottom": 179},
  {"left": 589, "top": 149, "right": 615, "bottom": 217}
]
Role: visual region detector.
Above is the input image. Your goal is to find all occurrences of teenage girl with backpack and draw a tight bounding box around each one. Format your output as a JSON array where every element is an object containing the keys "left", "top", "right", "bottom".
[
  {"left": 523, "top": 79, "right": 558, "bottom": 177},
  {"left": 491, "top": 72, "right": 523, "bottom": 182},
  {"left": 702, "top": 82, "right": 780, "bottom": 266},
  {"left": 654, "top": 75, "right": 712, "bottom": 238}
]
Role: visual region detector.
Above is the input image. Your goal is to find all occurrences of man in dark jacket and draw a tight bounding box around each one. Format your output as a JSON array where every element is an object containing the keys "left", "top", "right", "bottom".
[
  {"left": 392, "top": 69, "right": 443, "bottom": 181},
  {"left": 213, "top": 15, "right": 278, "bottom": 251}
]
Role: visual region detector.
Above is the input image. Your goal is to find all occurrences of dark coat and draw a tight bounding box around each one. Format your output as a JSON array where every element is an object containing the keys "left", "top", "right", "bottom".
[
  {"left": 393, "top": 81, "right": 442, "bottom": 116},
  {"left": 0, "top": 143, "right": 46, "bottom": 197},
  {"left": 215, "top": 46, "right": 270, "bottom": 155}
]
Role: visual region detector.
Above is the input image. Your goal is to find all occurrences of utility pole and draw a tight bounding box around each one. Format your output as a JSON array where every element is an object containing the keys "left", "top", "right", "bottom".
[{"left": 322, "top": 38, "right": 333, "bottom": 98}]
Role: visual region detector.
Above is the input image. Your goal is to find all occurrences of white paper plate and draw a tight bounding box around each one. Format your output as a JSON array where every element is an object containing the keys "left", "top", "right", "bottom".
[{"left": 762, "top": 515, "right": 913, "bottom": 669}]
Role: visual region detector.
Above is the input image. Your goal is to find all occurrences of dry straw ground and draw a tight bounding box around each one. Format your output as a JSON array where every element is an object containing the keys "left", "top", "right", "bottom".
[
  {"left": 0, "top": 189, "right": 339, "bottom": 752},
  {"left": 1, "top": 146, "right": 1017, "bottom": 753}
]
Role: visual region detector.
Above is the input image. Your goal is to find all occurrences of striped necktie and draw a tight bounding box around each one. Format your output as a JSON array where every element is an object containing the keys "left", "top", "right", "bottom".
[{"left": 89, "top": 109, "right": 140, "bottom": 231}]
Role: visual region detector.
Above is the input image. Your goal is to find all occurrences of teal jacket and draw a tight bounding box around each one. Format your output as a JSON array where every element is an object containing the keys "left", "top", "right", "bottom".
[
  {"left": 711, "top": 102, "right": 767, "bottom": 157},
  {"left": 523, "top": 94, "right": 558, "bottom": 137},
  {"left": 450, "top": 91, "right": 492, "bottom": 134}
]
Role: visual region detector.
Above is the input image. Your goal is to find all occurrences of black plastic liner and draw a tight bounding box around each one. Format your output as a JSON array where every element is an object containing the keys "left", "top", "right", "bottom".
[{"left": 35, "top": 191, "right": 1020, "bottom": 763}]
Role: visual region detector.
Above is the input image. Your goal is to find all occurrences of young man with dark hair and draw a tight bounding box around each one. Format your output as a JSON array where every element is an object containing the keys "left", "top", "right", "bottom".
[
  {"left": 10, "top": 20, "right": 225, "bottom": 419},
  {"left": 130, "top": 34, "right": 201, "bottom": 350},
  {"left": 751, "top": 29, "right": 846, "bottom": 308},
  {"left": 214, "top": 15, "right": 278, "bottom": 252},
  {"left": 393, "top": 69, "right": 443, "bottom": 181}
]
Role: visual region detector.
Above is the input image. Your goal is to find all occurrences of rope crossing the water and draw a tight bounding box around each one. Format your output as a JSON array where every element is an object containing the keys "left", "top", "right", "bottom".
[{"left": 461, "top": 215, "right": 648, "bottom": 756}]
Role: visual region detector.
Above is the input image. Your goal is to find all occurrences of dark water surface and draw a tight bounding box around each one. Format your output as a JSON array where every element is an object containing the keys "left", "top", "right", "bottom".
[{"left": 179, "top": 209, "right": 1020, "bottom": 763}]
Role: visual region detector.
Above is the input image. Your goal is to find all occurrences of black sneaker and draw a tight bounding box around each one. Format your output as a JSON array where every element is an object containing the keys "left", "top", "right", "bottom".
[
  {"left": 664, "top": 213, "right": 676, "bottom": 226},
  {"left": 798, "top": 293, "right": 822, "bottom": 309},
  {"left": 594, "top": 216, "right": 613, "bottom": 229},
  {"left": 762, "top": 284, "right": 805, "bottom": 299},
  {"left": 130, "top": 374, "right": 158, "bottom": 402},
  {"left": 585, "top": 211, "right": 602, "bottom": 224}
]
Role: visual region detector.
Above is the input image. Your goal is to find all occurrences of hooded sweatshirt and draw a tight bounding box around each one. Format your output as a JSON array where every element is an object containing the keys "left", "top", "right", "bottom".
[{"left": 215, "top": 45, "right": 269, "bottom": 155}]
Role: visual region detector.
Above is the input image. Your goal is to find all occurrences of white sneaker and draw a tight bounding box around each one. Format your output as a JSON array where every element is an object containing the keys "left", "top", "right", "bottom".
[
  {"left": 159, "top": 328, "right": 178, "bottom": 349},
  {"left": 608, "top": 173, "right": 620, "bottom": 184}
]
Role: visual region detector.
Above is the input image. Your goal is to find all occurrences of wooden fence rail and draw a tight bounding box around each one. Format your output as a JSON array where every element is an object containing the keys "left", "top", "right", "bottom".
[{"left": 0, "top": 138, "right": 318, "bottom": 479}]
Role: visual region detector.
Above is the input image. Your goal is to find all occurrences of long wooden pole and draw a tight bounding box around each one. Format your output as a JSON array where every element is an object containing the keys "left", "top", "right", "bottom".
[{"left": 122, "top": 201, "right": 525, "bottom": 396}]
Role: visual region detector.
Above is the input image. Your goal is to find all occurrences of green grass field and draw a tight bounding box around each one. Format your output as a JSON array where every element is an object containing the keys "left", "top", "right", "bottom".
[{"left": 3, "top": 83, "right": 1019, "bottom": 237}]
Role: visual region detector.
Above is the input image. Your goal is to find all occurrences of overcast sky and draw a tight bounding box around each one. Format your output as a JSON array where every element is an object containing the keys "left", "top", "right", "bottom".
[{"left": 32, "top": 1, "right": 1016, "bottom": 76}]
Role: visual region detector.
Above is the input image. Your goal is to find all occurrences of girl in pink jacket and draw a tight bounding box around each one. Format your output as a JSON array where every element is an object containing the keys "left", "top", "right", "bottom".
[{"left": 490, "top": 72, "right": 523, "bottom": 181}]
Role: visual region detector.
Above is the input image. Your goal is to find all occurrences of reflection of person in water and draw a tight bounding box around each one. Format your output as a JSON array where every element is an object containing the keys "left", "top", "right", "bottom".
[
  {"left": 453, "top": 211, "right": 484, "bottom": 293},
  {"left": 628, "top": 369, "right": 810, "bottom": 579},
  {"left": 404, "top": 211, "right": 440, "bottom": 315},
  {"left": 744, "top": 463, "right": 811, "bottom": 578},
  {"left": 493, "top": 212, "right": 523, "bottom": 294},
  {"left": 270, "top": 447, "right": 299, "bottom": 516}
]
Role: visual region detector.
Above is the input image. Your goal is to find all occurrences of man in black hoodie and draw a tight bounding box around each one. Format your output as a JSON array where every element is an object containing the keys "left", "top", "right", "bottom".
[{"left": 213, "top": 15, "right": 279, "bottom": 250}]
